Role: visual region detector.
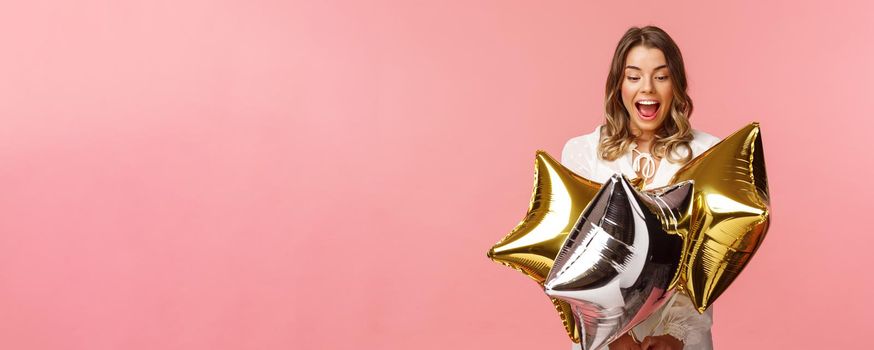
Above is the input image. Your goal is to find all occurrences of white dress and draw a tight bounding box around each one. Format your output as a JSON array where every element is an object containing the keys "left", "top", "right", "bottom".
[{"left": 561, "top": 125, "right": 720, "bottom": 350}]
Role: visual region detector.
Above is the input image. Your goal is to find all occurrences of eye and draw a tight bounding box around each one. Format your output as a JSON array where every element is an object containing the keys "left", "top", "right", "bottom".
[
  {"left": 626, "top": 76, "right": 641, "bottom": 82},
  {"left": 656, "top": 75, "right": 670, "bottom": 81}
]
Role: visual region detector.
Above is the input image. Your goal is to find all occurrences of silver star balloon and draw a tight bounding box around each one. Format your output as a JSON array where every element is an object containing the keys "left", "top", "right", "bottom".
[{"left": 544, "top": 175, "right": 694, "bottom": 350}]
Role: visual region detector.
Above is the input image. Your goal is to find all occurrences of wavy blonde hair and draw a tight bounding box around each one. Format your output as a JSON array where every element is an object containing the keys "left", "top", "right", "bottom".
[{"left": 599, "top": 26, "right": 694, "bottom": 163}]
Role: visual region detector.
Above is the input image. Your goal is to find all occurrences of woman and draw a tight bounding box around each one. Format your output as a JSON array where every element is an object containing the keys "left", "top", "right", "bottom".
[{"left": 561, "top": 26, "right": 718, "bottom": 350}]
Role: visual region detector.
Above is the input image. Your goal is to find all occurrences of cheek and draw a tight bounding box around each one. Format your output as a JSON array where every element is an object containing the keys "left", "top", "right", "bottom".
[
  {"left": 620, "top": 82, "right": 635, "bottom": 106},
  {"left": 660, "top": 82, "right": 674, "bottom": 101},
  {"left": 659, "top": 85, "right": 674, "bottom": 115}
]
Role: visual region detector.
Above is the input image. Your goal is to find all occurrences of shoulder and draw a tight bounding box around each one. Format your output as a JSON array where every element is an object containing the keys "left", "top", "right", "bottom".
[
  {"left": 561, "top": 125, "right": 602, "bottom": 175},
  {"left": 562, "top": 125, "right": 601, "bottom": 160},
  {"left": 691, "top": 129, "right": 720, "bottom": 147},
  {"left": 689, "top": 129, "right": 720, "bottom": 155},
  {"left": 664, "top": 129, "right": 719, "bottom": 161}
]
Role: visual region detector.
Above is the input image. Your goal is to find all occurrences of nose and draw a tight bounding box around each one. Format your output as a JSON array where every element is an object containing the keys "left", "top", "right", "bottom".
[{"left": 641, "top": 76, "right": 655, "bottom": 93}]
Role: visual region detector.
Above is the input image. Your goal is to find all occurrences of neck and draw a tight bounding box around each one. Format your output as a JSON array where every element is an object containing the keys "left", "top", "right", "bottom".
[{"left": 633, "top": 133, "right": 655, "bottom": 153}]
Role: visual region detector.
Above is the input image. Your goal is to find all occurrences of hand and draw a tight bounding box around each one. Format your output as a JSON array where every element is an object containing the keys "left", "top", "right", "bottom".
[
  {"left": 640, "top": 334, "right": 683, "bottom": 350},
  {"left": 608, "top": 333, "right": 641, "bottom": 350}
]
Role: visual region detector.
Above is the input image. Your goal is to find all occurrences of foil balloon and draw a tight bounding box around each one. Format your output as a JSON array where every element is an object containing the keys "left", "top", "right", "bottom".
[
  {"left": 487, "top": 151, "right": 602, "bottom": 342},
  {"left": 671, "top": 122, "right": 770, "bottom": 312},
  {"left": 544, "top": 175, "right": 693, "bottom": 350}
]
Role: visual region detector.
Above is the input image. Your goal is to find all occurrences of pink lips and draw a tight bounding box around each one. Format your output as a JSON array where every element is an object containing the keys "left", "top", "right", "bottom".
[{"left": 635, "top": 101, "right": 660, "bottom": 121}]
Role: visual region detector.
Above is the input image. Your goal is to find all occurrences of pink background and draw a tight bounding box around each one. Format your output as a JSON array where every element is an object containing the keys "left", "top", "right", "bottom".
[{"left": 0, "top": 1, "right": 871, "bottom": 349}]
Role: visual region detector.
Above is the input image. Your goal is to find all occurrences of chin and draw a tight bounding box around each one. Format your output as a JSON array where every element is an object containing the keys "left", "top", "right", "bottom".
[{"left": 632, "top": 117, "right": 667, "bottom": 133}]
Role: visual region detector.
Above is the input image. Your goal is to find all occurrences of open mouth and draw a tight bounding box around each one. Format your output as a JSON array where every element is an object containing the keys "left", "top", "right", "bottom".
[{"left": 635, "top": 101, "right": 660, "bottom": 121}]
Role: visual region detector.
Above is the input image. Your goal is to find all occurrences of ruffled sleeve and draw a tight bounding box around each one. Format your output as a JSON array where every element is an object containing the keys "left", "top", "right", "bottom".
[{"left": 657, "top": 291, "right": 714, "bottom": 349}]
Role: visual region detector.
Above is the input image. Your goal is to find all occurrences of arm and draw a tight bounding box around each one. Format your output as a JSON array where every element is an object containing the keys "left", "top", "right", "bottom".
[{"left": 641, "top": 132, "right": 719, "bottom": 350}]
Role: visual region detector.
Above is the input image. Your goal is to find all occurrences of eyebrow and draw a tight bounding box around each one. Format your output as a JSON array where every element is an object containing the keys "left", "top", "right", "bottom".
[{"left": 625, "top": 65, "right": 668, "bottom": 71}]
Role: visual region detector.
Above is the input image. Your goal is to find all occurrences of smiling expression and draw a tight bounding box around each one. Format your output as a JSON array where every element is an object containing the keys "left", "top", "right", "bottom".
[{"left": 621, "top": 45, "right": 674, "bottom": 138}]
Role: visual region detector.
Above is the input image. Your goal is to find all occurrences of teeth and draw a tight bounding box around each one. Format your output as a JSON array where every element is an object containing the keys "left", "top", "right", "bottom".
[{"left": 637, "top": 100, "right": 659, "bottom": 105}]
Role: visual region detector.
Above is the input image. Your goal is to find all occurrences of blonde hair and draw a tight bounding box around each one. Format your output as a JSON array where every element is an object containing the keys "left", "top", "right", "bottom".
[{"left": 599, "top": 26, "right": 694, "bottom": 163}]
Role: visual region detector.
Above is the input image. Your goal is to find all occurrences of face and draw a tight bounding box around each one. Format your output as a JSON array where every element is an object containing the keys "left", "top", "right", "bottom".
[{"left": 620, "top": 45, "right": 674, "bottom": 138}]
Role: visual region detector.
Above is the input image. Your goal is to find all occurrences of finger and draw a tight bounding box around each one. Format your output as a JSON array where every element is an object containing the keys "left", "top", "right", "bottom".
[{"left": 640, "top": 337, "right": 652, "bottom": 350}]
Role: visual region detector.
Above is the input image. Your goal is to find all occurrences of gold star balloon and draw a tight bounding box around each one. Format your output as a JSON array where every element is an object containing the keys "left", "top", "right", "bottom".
[
  {"left": 487, "top": 151, "right": 602, "bottom": 343},
  {"left": 670, "top": 122, "right": 771, "bottom": 313}
]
